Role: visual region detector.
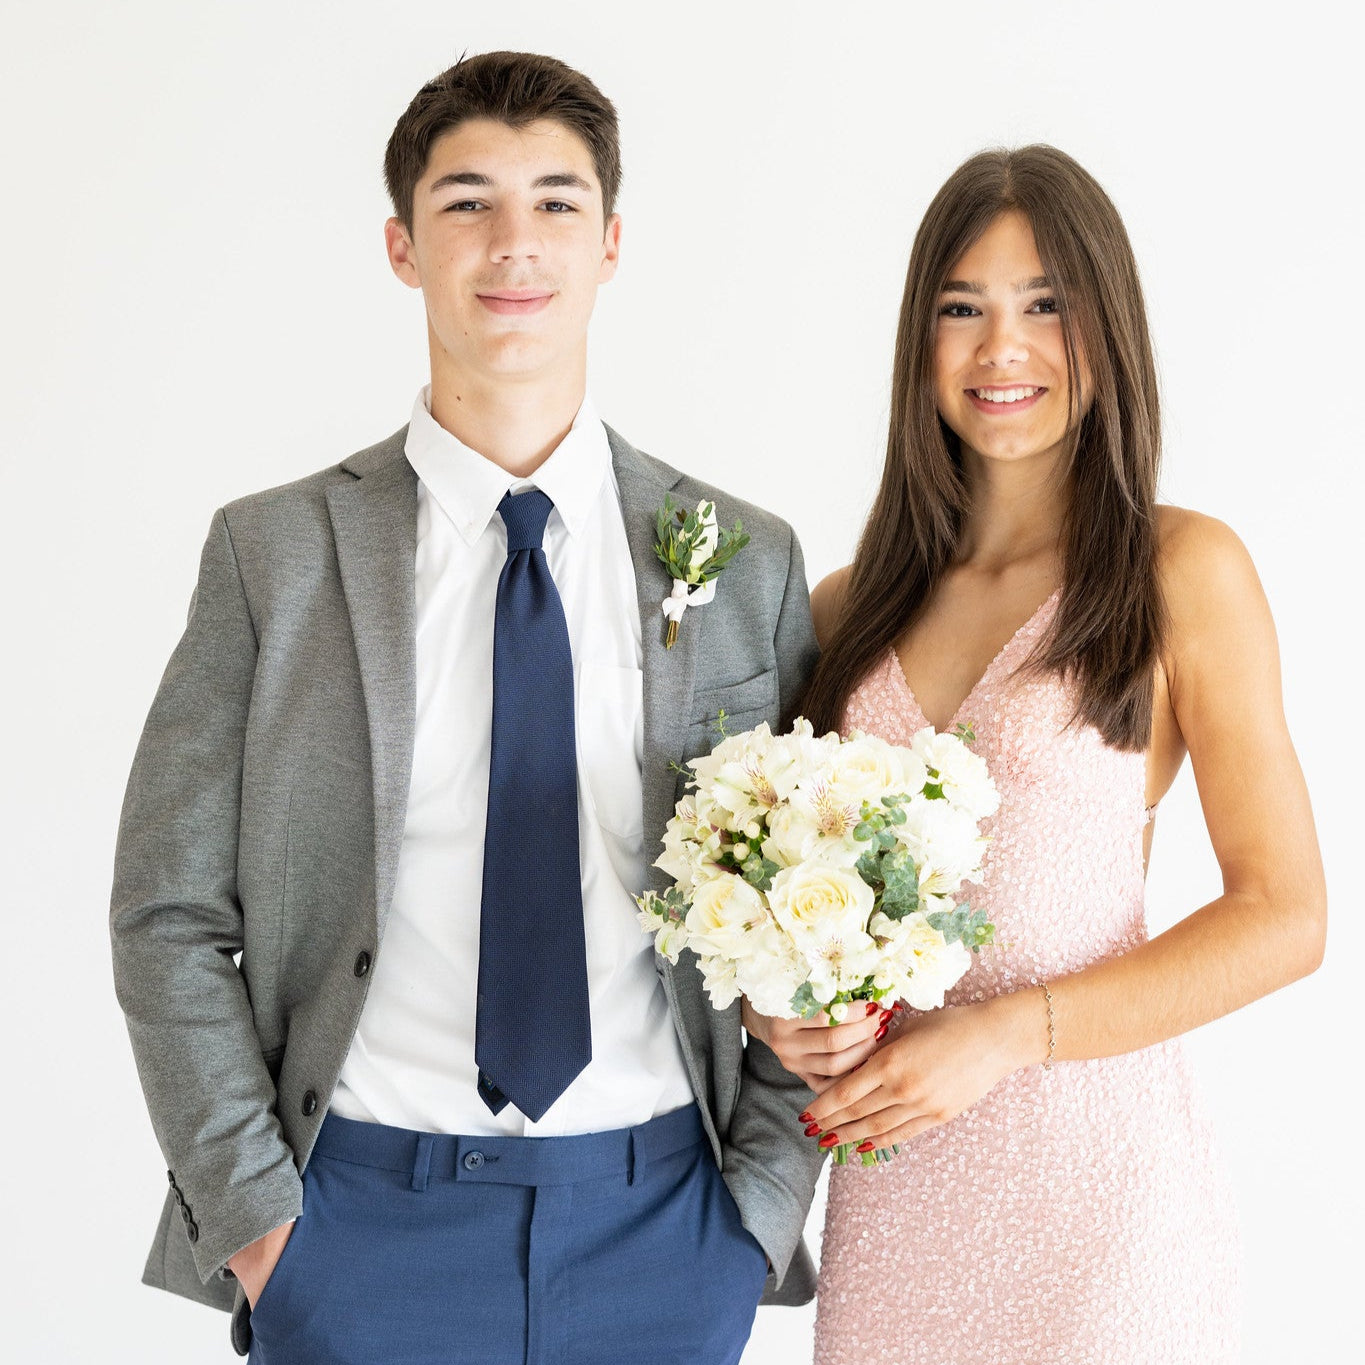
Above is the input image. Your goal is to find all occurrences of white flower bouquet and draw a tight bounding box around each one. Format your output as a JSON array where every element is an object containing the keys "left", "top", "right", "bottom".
[{"left": 637, "top": 716, "right": 999, "bottom": 1165}]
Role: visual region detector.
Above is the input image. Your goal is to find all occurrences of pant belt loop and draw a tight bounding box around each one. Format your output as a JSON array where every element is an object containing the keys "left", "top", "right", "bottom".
[{"left": 411, "top": 1132, "right": 435, "bottom": 1192}]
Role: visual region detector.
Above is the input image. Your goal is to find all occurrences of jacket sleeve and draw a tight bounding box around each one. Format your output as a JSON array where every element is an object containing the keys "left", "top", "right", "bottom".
[
  {"left": 719, "top": 521, "right": 825, "bottom": 1289},
  {"left": 110, "top": 509, "right": 302, "bottom": 1284}
]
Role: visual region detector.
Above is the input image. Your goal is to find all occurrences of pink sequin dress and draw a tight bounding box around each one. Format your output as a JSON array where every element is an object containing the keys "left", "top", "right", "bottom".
[{"left": 814, "top": 592, "right": 1241, "bottom": 1365}]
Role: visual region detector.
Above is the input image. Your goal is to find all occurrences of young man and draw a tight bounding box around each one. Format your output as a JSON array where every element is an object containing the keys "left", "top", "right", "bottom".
[{"left": 111, "top": 51, "right": 824, "bottom": 1363}]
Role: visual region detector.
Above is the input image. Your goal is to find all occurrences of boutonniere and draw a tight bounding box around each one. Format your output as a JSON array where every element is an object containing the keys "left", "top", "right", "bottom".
[{"left": 653, "top": 495, "right": 750, "bottom": 648}]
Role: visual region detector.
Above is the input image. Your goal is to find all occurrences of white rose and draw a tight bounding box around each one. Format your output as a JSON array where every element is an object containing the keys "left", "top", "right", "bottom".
[
  {"left": 874, "top": 911, "right": 973, "bottom": 1010},
  {"left": 685, "top": 874, "right": 769, "bottom": 957},
  {"left": 832, "top": 732, "right": 930, "bottom": 806},
  {"left": 910, "top": 727, "right": 1000, "bottom": 819},
  {"left": 768, "top": 862, "right": 875, "bottom": 944},
  {"left": 760, "top": 802, "right": 821, "bottom": 867},
  {"left": 898, "top": 796, "right": 990, "bottom": 894}
]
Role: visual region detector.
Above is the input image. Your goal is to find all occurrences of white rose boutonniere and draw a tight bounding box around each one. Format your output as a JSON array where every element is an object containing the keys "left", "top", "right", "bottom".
[{"left": 653, "top": 495, "right": 750, "bottom": 648}]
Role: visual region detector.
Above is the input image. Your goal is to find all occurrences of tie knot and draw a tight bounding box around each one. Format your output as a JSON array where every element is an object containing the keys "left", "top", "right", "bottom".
[{"left": 497, "top": 488, "right": 554, "bottom": 555}]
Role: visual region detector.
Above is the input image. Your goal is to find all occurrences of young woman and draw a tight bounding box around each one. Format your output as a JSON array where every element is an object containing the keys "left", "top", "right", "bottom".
[{"left": 743, "top": 146, "right": 1326, "bottom": 1362}]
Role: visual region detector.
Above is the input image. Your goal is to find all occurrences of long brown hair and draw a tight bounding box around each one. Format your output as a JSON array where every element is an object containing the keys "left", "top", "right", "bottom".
[{"left": 801, "top": 145, "right": 1164, "bottom": 752}]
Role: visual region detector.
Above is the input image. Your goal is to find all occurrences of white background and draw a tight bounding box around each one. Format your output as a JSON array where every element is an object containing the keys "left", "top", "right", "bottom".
[{"left": 2, "top": 2, "right": 1358, "bottom": 1360}]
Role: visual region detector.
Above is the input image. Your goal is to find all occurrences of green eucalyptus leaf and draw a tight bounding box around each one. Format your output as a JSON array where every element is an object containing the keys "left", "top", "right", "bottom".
[
  {"left": 878, "top": 850, "right": 920, "bottom": 920},
  {"left": 856, "top": 849, "right": 884, "bottom": 885}
]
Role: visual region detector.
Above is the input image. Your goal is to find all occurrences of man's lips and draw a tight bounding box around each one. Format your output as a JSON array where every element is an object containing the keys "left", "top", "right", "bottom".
[{"left": 477, "top": 290, "right": 554, "bottom": 316}]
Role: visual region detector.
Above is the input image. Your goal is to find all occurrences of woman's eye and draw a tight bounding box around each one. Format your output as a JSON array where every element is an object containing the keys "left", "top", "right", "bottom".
[
  {"left": 1029, "top": 296, "right": 1059, "bottom": 314},
  {"left": 939, "top": 302, "right": 978, "bottom": 319}
]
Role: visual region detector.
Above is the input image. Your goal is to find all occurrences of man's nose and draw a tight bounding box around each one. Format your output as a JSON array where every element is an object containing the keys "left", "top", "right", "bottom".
[{"left": 487, "top": 206, "right": 543, "bottom": 262}]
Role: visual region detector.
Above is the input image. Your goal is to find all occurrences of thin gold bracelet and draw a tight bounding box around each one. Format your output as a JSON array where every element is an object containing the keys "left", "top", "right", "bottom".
[{"left": 1041, "top": 983, "right": 1056, "bottom": 1069}]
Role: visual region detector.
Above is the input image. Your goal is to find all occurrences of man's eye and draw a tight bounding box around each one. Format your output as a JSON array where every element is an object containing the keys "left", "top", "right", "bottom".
[
  {"left": 443, "top": 200, "right": 484, "bottom": 212},
  {"left": 542, "top": 201, "right": 577, "bottom": 213}
]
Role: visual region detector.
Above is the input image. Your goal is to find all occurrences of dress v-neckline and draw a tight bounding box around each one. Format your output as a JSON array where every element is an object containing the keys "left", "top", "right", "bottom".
[{"left": 890, "top": 588, "right": 1060, "bottom": 733}]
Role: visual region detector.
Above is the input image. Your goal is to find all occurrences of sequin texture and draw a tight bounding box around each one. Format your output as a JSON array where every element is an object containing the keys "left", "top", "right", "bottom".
[{"left": 813, "top": 595, "right": 1241, "bottom": 1364}]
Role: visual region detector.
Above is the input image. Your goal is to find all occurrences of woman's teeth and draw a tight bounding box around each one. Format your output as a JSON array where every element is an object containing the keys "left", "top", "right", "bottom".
[{"left": 972, "top": 387, "right": 1040, "bottom": 403}]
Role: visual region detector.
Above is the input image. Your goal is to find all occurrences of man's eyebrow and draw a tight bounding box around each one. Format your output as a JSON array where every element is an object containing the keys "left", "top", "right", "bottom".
[
  {"left": 531, "top": 172, "right": 593, "bottom": 192},
  {"left": 429, "top": 171, "right": 492, "bottom": 193},
  {"left": 939, "top": 276, "right": 1053, "bottom": 294},
  {"left": 427, "top": 171, "right": 594, "bottom": 194}
]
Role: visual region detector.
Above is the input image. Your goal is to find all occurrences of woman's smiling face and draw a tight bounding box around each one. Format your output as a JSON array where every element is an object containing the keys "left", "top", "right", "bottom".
[{"left": 933, "top": 209, "right": 1087, "bottom": 471}]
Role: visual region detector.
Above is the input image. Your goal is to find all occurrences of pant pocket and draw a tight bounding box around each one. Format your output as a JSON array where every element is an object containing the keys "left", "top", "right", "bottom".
[{"left": 248, "top": 1174, "right": 318, "bottom": 1354}]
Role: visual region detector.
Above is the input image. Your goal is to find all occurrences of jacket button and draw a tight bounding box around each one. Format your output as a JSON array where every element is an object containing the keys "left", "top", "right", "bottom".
[
  {"left": 185, "top": 1220, "right": 199, "bottom": 1242},
  {"left": 301, "top": 1090, "right": 318, "bottom": 1116},
  {"left": 463, "top": 1151, "right": 485, "bottom": 1171},
  {"left": 353, "top": 951, "right": 371, "bottom": 978}
]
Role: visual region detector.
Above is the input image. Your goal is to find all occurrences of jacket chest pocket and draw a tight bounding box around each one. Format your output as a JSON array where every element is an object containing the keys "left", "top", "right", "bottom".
[{"left": 683, "top": 667, "right": 780, "bottom": 762}]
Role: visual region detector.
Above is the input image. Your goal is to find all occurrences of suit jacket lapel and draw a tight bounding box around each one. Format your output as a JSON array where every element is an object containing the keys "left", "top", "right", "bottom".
[
  {"left": 325, "top": 431, "right": 418, "bottom": 938},
  {"left": 607, "top": 426, "right": 698, "bottom": 863}
]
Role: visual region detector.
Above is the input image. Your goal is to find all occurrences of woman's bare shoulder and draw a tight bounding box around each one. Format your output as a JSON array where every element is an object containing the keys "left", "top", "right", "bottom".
[
  {"left": 1155, "top": 503, "right": 1273, "bottom": 672},
  {"left": 810, "top": 565, "right": 853, "bottom": 650},
  {"left": 1156, "top": 504, "right": 1263, "bottom": 604}
]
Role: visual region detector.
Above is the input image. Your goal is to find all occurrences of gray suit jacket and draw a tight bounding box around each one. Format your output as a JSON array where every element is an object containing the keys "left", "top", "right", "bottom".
[{"left": 111, "top": 423, "right": 824, "bottom": 1348}]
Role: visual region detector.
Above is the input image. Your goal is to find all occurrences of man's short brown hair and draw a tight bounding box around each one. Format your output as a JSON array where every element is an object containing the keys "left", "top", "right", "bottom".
[{"left": 384, "top": 51, "right": 622, "bottom": 231}]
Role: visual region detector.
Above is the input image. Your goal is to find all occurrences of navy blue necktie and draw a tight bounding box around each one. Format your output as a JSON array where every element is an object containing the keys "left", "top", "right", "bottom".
[{"left": 475, "top": 489, "right": 591, "bottom": 1121}]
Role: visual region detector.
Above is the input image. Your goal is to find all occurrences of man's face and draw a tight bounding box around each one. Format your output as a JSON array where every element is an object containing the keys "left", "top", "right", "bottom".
[{"left": 386, "top": 117, "right": 620, "bottom": 389}]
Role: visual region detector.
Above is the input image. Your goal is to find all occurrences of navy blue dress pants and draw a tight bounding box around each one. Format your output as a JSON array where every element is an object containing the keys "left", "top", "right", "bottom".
[{"left": 246, "top": 1104, "right": 768, "bottom": 1364}]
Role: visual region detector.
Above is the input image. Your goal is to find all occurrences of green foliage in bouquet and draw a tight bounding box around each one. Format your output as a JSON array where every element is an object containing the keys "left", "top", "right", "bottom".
[{"left": 925, "top": 905, "right": 995, "bottom": 952}]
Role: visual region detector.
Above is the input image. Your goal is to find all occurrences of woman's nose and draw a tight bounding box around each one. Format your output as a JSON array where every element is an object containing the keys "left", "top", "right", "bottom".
[{"left": 976, "top": 314, "right": 1029, "bottom": 368}]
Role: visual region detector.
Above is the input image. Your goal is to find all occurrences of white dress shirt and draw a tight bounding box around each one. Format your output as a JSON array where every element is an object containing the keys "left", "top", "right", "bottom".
[{"left": 329, "top": 389, "right": 694, "bottom": 1136}]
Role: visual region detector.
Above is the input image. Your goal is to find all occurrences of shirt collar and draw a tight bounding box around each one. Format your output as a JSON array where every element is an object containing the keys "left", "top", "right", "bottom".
[{"left": 404, "top": 386, "right": 611, "bottom": 547}]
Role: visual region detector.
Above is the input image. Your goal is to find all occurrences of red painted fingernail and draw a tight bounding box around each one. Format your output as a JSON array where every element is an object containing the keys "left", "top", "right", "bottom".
[
  {"left": 879, "top": 1009, "right": 893, "bottom": 1024},
  {"left": 875, "top": 1024, "right": 888, "bottom": 1040},
  {"left": 856, "top": 1140, "right": 876, "bottom": 1154},
  {"left": 798, "top": 1110, "right": 813, "bottom": 1123},
  {"left": 893, "top": 1002, "right": 905, "bottom": 1012},
  {"left": 803, "top": 1122, "right": 822, "bottom": 1137},
  {"left": 817, "top": 1132, "right": 841, "bottom": 1149},
  {"left": 865, "top": 1001, "right": 878, "bottom": 1016}
]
